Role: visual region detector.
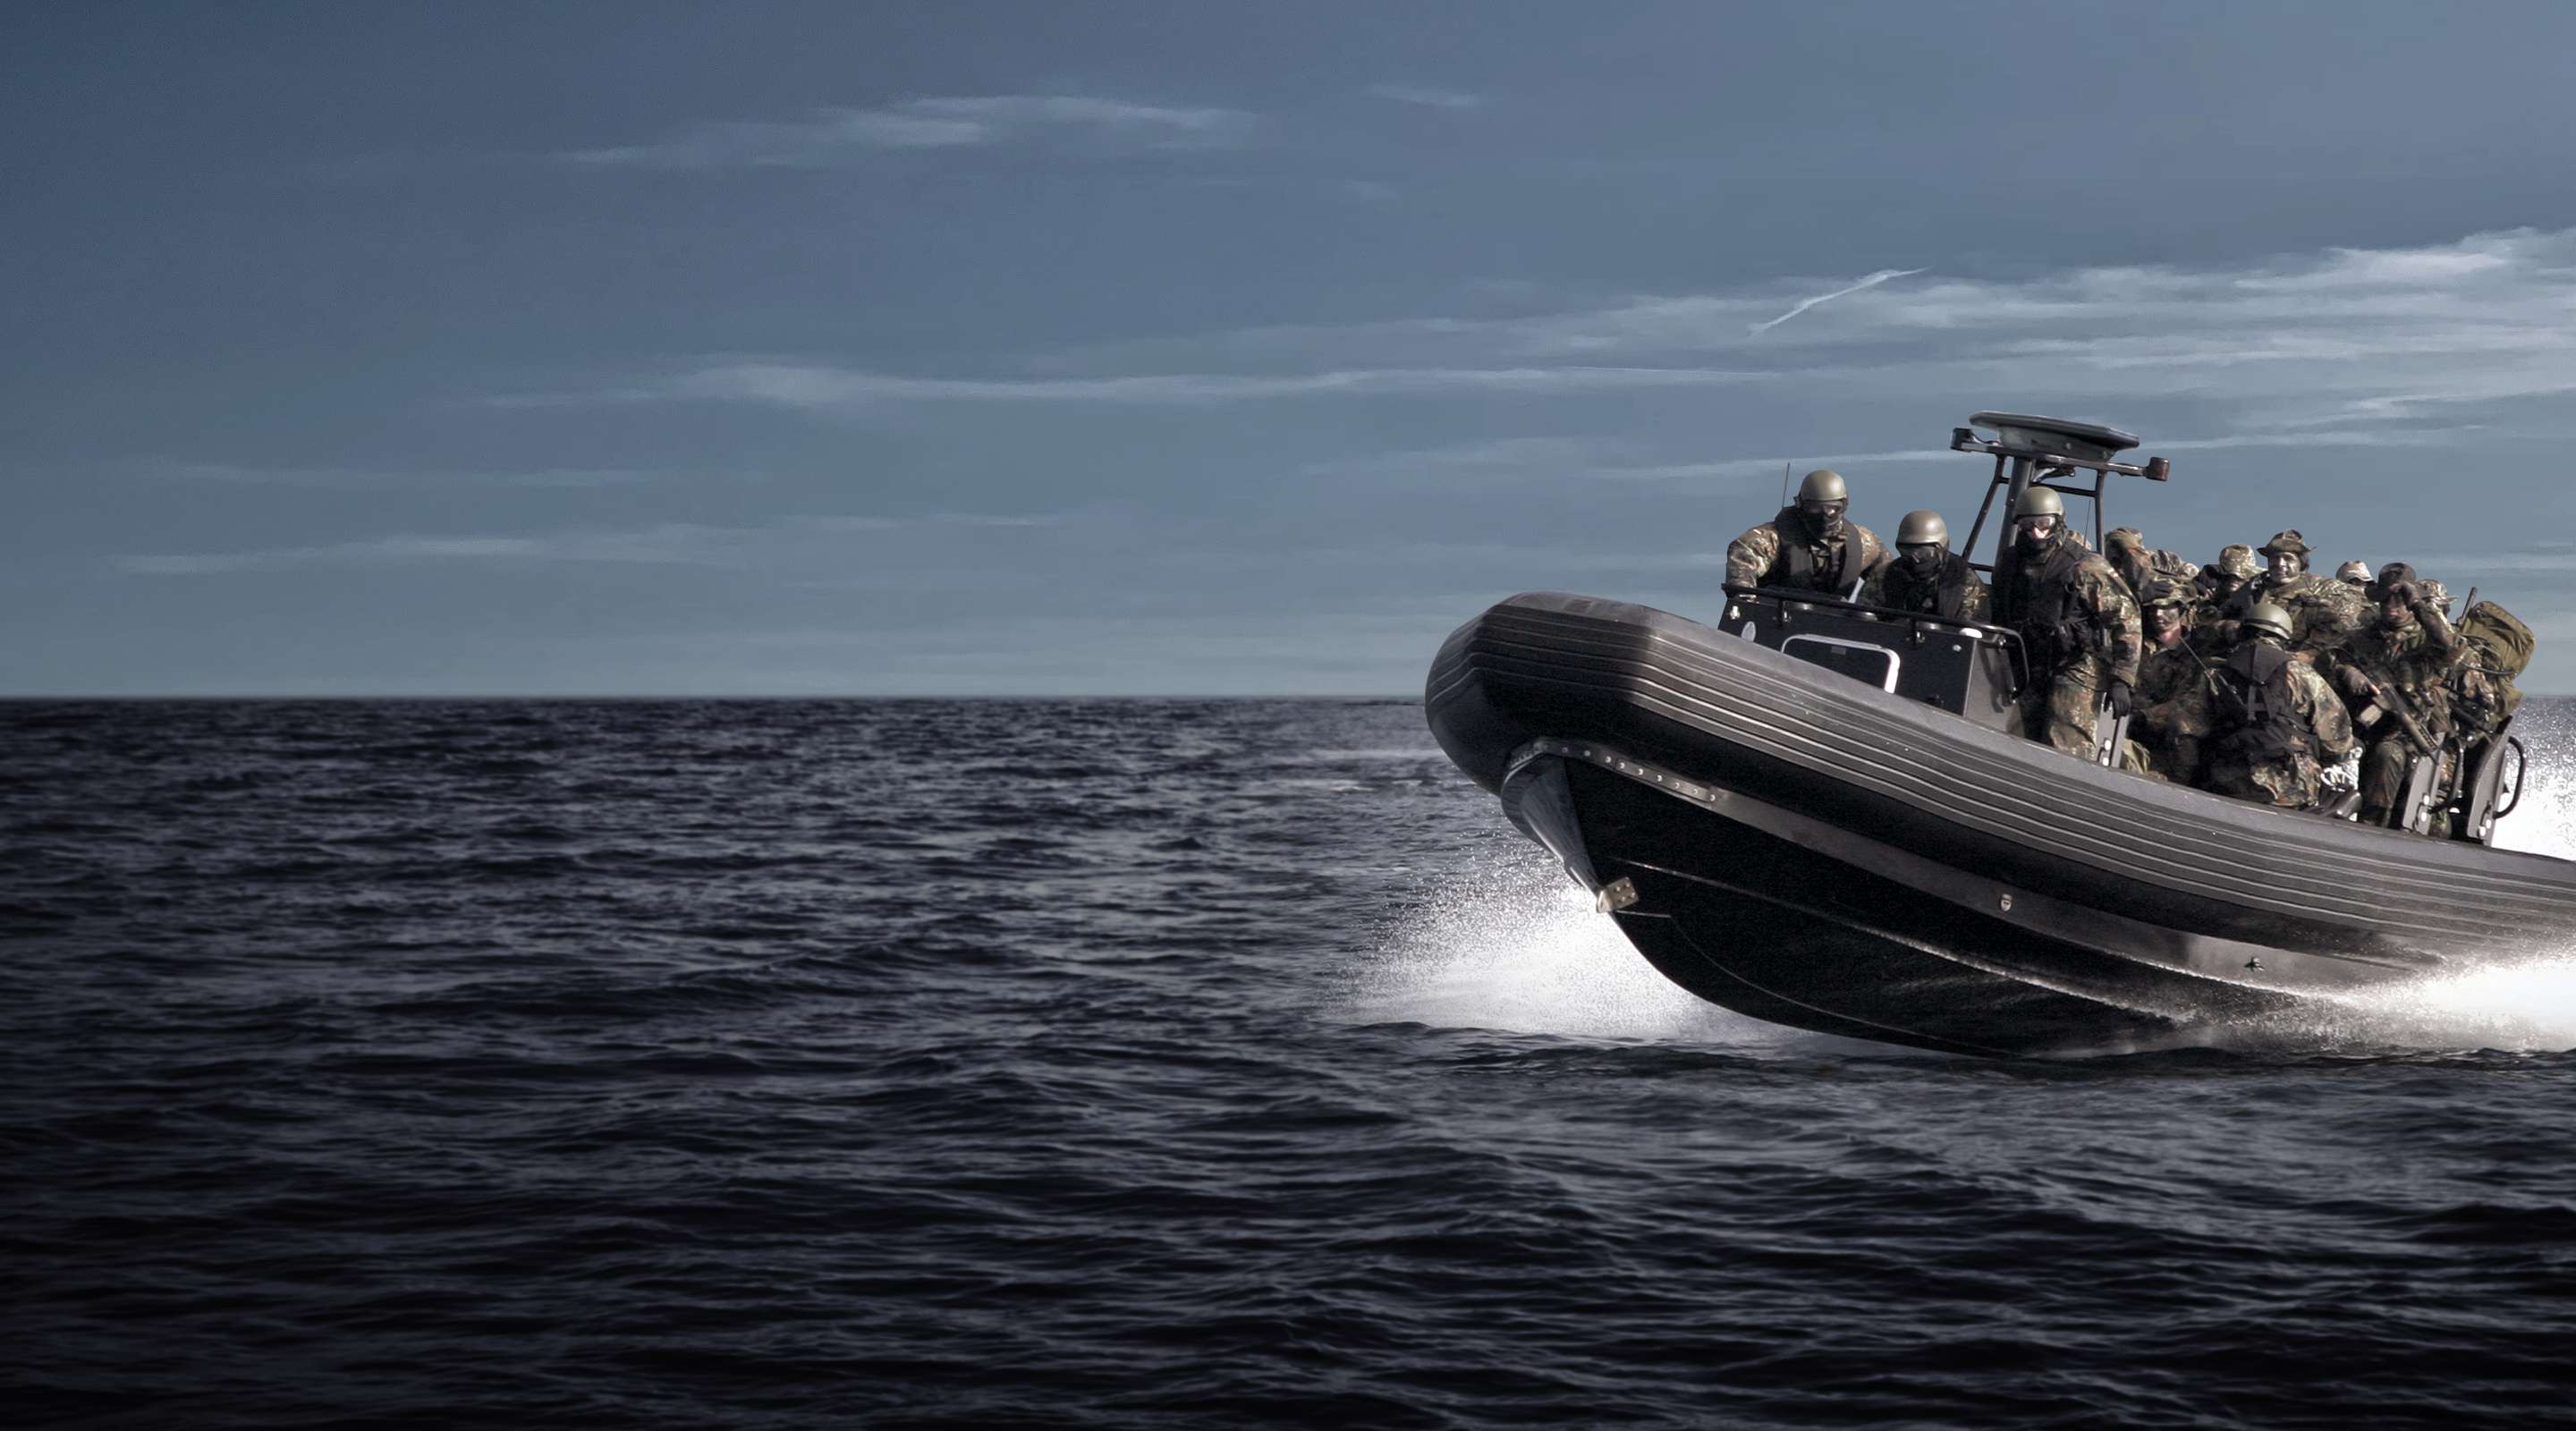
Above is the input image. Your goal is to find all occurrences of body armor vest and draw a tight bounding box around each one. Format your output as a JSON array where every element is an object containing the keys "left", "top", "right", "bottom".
[
  {"left": 1883, "top": 553, "right": 1974, "bottom": 619},
  {"left": 2212, "top": 643, "right": 2308, "bottom": 764},
  {"left": 1992, "top": 536, "right": 2089, "bottom": 668},
  {"left": 1766, "top": 508, "right": 1867, "bottom": 593}
]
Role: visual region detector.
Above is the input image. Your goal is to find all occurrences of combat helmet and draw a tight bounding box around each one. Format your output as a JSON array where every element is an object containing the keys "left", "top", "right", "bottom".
[
  {"left": 2009, "top": 485, "right": 2064, "bottom": 521},
  {"left": 2212, "top": 544, "right": 2259, "bottom": 580},
  {"left": 1895, "top": 510, "right": 1948, "bottom": 546},
  {"left": 2242, "top": 601, "right": 2295, "bottom": 643},
  {"left": 1796, "top": 469, "right": 1848, "bottom": 504}
]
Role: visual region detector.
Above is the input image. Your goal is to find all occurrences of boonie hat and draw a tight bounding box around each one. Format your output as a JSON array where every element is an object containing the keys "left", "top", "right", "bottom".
[{"left": 2258, "top": 529, "right": 2311, "bottom": 557}]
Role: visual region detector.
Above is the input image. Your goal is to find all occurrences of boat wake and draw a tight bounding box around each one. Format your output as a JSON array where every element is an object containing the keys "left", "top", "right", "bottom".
[{"left": 2264, "top": 700, "right": 2576, "bottom": 1054}]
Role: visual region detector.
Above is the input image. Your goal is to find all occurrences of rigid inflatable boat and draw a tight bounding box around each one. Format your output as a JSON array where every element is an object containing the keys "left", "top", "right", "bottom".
[{"left": 1425, "top": 413, "right": 2566, "bottom": 1055}]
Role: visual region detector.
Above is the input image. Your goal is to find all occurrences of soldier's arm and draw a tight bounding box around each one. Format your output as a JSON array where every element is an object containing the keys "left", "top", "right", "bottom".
[
  {"left": 1724, "top": 526, "right": 1777, "bottom": 589},
  {"left": 2418, "top": 600, "right": 2462, "bottom": 660},
  {"left": 2305, "top": 672, "right": 2358, "bottom": 761},
  {"left": 2088, "top": 565, "right": 2144, "bottom": 686},
  {"left": 1958, "top": 572, "right": 1990, "bottom": 622}
]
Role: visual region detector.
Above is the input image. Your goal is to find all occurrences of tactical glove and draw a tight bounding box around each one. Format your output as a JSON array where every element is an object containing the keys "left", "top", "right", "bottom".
[{"left": 2104, "top": 678, "right": 2134, "bottom": 721}]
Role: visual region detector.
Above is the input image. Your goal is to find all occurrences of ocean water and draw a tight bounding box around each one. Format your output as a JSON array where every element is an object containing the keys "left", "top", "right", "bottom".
[{"left": 7, "top": 697, "right": 2576, "bottom": 1429}]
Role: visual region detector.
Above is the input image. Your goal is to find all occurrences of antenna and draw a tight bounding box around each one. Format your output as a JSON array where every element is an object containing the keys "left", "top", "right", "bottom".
[{"left": 1781, "top": 461, "right": 1791, "bottom": 509}]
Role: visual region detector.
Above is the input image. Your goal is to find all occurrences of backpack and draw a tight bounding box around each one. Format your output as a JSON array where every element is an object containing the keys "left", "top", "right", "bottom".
[{"left": 2457, "top": 600, "right": 2535, "bottom": 719}]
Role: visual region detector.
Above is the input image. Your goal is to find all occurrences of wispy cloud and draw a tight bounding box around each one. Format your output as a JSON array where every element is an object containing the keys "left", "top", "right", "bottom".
[
  {"left": 118, "top": 525, "right": 767, "bottom": 574},
  {"left": 1747, "top": 267, "right": 1928, "bottom": 334},
  {"left": 496, "top": 227, "right": 2576, "bottom": 449},
  {"left": 1368, "top": 84, "right": 1482, "bottom": 110},
  {"left": 510, "top": 361, "right": 1772, "bottom": 411},
  {"left": 562, "top": 96, "right": 1251, "bottom": 167},
  {"left": 114, "top": 512, "right": 1057, "bottom": 576},
  {"left": 145, "top": 461, "right": 659, "bottom": 489}
]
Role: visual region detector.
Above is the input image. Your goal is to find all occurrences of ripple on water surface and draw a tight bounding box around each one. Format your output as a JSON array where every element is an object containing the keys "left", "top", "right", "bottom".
[{"left": 5, "top": 698, "right": 2575, "bottom": 1429}]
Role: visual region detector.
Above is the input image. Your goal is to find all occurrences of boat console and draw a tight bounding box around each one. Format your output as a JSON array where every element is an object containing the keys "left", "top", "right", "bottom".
[{"left": 1716, "top": 589, "right": 2025, "bottom": 732}]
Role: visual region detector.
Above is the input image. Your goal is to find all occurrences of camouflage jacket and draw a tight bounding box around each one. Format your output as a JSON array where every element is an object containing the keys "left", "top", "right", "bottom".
[
  {"left": 2208, "top": 649, "right": 2357, "bottom": 808},
  {"left": 1990, "top": 532, "right": 2142, "bottom": 687},
  {"left": 1724, "top": 509, "right": 1893, "bottom": 595},
  {"left": 2136, "top": 639, "right": 2210, "bottom": 716},
  {"left": 1868, "top": 552, "right": 1990, "bottom": 622},
  {"left": 2340, "top": 605, "right": 2463, "bottom": 738},
  {"left": 2447, "top": 655, "right": 2507, "bottom": 740},
  {"left": 2222, "top": 573, "right": 2368, "bottom": 663},
  {"left": 2132, "top": 638, "right": 2215, "bottom": 781}
]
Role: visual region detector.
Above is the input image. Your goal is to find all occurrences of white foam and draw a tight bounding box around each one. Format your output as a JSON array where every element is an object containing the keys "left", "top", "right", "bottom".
[
  {"left": 2491, "top": 699, "right": 2576, "bottom": 859},
  {"left": 1343, "top": 853, "right": 1792, "bottom": 1046}
]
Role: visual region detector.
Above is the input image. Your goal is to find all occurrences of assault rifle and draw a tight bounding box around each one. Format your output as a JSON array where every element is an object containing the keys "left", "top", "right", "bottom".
[{"left": 2344, "top": 660, "right": 2439, "bottom": 758}]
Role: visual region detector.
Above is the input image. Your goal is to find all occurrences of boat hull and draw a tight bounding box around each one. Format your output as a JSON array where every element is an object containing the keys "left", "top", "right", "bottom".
[{"left": 1430, "top": 593, "right": 2576, "bottom": 1055}]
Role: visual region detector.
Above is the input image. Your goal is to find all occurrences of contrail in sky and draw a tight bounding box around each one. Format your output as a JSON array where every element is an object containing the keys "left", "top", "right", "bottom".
[{"left": 1748, "top": 267, "right": 1927, "bottom": 334}]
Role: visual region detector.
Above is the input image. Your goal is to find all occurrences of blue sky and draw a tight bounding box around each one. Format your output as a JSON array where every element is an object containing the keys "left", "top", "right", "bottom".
[{"left": 13, "top": 0, "right": 2576, "bottom": 694}]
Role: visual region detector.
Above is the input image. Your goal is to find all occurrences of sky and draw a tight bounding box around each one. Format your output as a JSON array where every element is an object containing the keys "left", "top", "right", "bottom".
[{"left": 13, "top": 0, "right": 2576, "bottom": 694}]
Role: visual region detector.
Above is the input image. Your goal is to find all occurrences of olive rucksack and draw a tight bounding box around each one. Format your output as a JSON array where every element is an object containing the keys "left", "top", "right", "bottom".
[{"left": 2458, "top": 600, "right": 2535, "bottom": 718}]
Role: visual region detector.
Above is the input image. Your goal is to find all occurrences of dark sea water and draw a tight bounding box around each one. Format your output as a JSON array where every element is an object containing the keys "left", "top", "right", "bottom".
[{"left": 9, "top": 697, "right": 2576, "bottom": 1429}]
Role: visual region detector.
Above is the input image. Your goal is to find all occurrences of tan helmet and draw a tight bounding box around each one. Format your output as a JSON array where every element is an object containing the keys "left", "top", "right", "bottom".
[
  {"left": 1896, "top": 510, "right": 1948, "bottom": 546},
  {"left": 1797, "top": 469, "right": 1848, "bottom": 504},
  {"left": 2242, "top": 601, "right": 2295, "bottom": 643},
  {"left": 2009, "top": 485, "right": 2064, "bottom": 521},
  {"left": 2258, "top": 529, "right": 2310, "bottom": 557},
  {"left": 2212, "top": 544, "right": 2259, "bottom": 580}
]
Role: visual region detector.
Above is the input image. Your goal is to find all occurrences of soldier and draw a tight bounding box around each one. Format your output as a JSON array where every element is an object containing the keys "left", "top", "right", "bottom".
[
  {"left": 1871, "top": 510, "right": 1989, "bottom": 622},
  {"left": 1989, "top": 486, "right": 2142, "bottom": 759},
  {"left": 2103, "top": 527, "right": 2200, "bottom": 602},
  {"left": 2220, "top": 529, "right": 2368, "bottom": 665},
  {"left": 1724, "top": 468, "right": 1893, "bottom": 597},
  {"left": 2129, "top": 577, "right": 2214, "bottom": 784},
  {"left": 2336, "top": 568, "right": 2464, "bottom": 829},
  {"left": 2195, "top": 544, "right": 2258, "bottom": 606},
  {"left": 2190, "top": 545, "right": 2260, "bottom": 652},
  {"left": 2336, "top": 560, "right": 2371, "bottom": 587},
  {"left": 2205, "top": 601, "right": 2357, "bottom": 809}
]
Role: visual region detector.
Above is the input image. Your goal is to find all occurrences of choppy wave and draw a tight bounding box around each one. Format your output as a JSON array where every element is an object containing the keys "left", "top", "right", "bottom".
[{"left": 7, "top": 699, "right": 2574, "bottom": 1429}]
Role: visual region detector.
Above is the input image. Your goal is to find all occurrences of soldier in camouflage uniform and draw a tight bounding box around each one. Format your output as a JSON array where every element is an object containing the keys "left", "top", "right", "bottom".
[
  {"left": 2335, "top": 560, "right": 2371, "bottom": 587},
  {"left": 2190, "top": 544, "right": 2260, "bottom": 655},
  {"left": 1724, "top": 468, "right": 1893, "bottom": 597},
  {"left": 2104, "top": 527, "right": 2199, "bottom": 603},
  {"left": 2218, "top": 529, "right": 2369, "bottom": 666},
  {"left": 1868, "top": 510, "right": 1989, "bottom": 622},
  {"left": 1989, "top": 486, "right": 2142, "bottom": 759},
  {"left": 2128, "top": 577, "right": 2215, "bottom": 785},
  {"left": 2334, "top": 569, "right": 2462, "bottom": 828},
  {"left": 2206, "top": 602, "right": 2357, "bottom": 809}
]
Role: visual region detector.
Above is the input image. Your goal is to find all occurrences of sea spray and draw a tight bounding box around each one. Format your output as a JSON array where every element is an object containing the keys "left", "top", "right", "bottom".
[{"left": 1346, "top": 848, "right": 1770, "bottom": 1044}]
